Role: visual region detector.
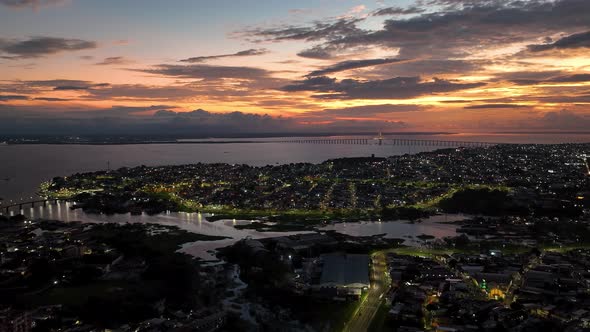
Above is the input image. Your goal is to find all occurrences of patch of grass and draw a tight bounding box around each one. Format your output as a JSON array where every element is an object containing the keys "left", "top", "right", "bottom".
[{"left": 391, "top": 246, "right": 460, "bottom": 258}]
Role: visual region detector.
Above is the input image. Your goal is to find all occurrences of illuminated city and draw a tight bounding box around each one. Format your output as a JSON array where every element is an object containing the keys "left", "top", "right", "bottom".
[{"left": 1, "top": 1, "right": 590, "bottom": 331}]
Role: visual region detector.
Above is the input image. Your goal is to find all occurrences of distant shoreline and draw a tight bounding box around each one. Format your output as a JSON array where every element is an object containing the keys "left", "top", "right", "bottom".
[
  {"left": 3, "top": 131, "right": 590, "bottom": 145},
  {"left": 2, "top": 140, "right": 271, "bottom": 145}
]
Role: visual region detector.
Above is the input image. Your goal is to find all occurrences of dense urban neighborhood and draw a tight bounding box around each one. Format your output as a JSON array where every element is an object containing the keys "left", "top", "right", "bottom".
[{"left": 39, "top": 144, "right": 590, "bottom": 221}]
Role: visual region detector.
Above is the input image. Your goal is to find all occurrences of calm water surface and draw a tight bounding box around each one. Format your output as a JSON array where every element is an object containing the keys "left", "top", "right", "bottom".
[{"left": 3, "top": 201, "right": 465, "bottom": 259}]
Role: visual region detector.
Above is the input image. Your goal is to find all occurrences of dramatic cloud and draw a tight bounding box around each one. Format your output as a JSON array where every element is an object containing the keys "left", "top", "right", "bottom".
[
  {"left": 372, "top": 6, "right": 425, "bottom": 16},
  {"left": 25, "top": 79, "right": 98, "bottom": 88},
  {"left": 302, "top": 104, "right": 423, "bottom": 119},
  {"left": 510, "top": 73, "right": 590, "bottom": 85},
  {"left": 0, "top": 36, "right": 96, "bottom": 59},
  {"left": 238, "top": 17, "right": 364, "bottom": 44},
  {"left": 1, "top": 0, "right": 590, "bottom": 135},
  {"left": 307, "top": 58, "right": 406, "bottom": 76},
  {"left": 33, "top": 97, "right": 70, "bottom": 101},
  {"left": 527, "top": 30, "right": 590, "bottom": 52},
  {"left": 0, "top": 77, "right": 291, "bottom": 103},
  {"left": 0, "top": 95, "right": 28, "bottom": 101},
  {"left": 137, "top": 64, "right": 271, "bottom": 80},
  {"left": 464, "top": 104, "right": 531, "bottom": 109},
  {"left": 547, "top": 74, "right": 590, "bottom": 83},
  {"left": 535, "top": 110, "right": 590, "bottom": 130},
  {"left": 0, "top": 0, "right": 67, "bottom": 9},
  {"left": 240, "top": 0, "right": 590, "bottom": 58},
  {"left": 94, "top": 56, "right": 134, "bottom": 66},
  {"left": 282, "top": 76, "right": 485, "bottom": 99},
  {"left": 365, "top": 59, "right": 483, "bottom": 78},
  {"left": 84, "top": 84, "right": 201, "bottom": 101},
  {"left": 0, "top": 105, "right": 406, "bottom": 136},
  {"left": 180, "top": 48, "right": 269, "bottom": 63}
]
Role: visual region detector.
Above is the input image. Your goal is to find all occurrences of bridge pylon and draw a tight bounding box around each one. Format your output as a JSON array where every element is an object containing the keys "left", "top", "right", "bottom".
[{"left": 374, "top": 132, "right": 384, "bottom": 146}]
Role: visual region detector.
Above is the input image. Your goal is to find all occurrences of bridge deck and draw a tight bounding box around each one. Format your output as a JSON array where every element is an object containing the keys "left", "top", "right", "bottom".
[{"left": 279, "top": 138, "right": 502, "bottom": 147}]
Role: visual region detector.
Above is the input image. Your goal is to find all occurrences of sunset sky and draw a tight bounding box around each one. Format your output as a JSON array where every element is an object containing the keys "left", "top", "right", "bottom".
[{"left": 1, "top": 0, "right": 590, "bottom": 136}]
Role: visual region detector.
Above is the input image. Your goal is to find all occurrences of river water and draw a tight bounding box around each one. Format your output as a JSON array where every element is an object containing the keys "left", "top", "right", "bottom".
[{"left": 2, "top": 201, "right": 465, "bottom": 259}]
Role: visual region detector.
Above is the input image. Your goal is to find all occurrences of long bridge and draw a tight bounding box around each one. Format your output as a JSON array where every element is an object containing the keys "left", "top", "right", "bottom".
[
  {"left": 0, "top": 199, "right": 60, "bottom": 214},
  {"left": 277, "top": 137, "right": 501, "bottom": 148}
]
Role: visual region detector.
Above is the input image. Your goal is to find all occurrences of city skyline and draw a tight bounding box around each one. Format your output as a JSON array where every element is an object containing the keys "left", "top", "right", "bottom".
[{"left": 1, "top": 0, "right": 590, "bottom": 135}]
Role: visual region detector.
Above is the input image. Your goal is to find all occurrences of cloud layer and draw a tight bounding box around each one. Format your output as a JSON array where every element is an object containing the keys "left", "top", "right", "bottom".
[
  {"left": 1, "top": 0, "right": 590, "bottom": 135},
  {"left": 0, "top": 36, "right": 96, "bottom": 59}
]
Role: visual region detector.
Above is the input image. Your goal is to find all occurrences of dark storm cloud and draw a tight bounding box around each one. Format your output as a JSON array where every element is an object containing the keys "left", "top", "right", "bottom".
[
  {"left": 464, "top": 103, "right": 531, "bottom": 109},
  {"left": 307, "top": 58, "right": 406, "bottom": 76},
  {"left": 0, "top": 95, "right": 28, "bottom": 101},
  {"left": 0, "top": 37, "right": 97, "bottom": 59},
  {"left": 180, "top": 48, "right": 269, "bottom": 63},
  {"left": 137, "top": 64, "right": 271, "bottom": 80},
  {"left": 282, "top": 76, "right": 485, "bottom": 100},
  {"left": 527, "top": 30, "right": 590, "bottom": 52}
]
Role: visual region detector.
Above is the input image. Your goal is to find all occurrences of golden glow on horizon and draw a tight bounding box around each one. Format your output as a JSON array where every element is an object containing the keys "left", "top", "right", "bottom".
[{"left": 1, "top": 2, "right": 589, "bottom": 133}]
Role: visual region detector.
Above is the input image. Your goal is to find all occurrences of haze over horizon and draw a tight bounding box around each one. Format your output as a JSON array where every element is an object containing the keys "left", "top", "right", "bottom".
[{"left": 1, "top": 0, "right": 590, "bottom": 136}]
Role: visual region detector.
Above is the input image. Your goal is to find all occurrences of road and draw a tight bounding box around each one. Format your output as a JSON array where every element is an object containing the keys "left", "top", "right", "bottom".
[{"left": 343, "top": 251, "right": 391, "bottom": 332}]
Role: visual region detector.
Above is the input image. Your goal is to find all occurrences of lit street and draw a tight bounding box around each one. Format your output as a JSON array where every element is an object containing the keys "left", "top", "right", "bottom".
[{"left": 343, "top": 251, "right": 390, "bottom": 332}]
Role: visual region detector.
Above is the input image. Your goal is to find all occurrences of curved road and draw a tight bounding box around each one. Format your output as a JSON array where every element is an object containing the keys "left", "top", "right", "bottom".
[{"left": 343, "top": 251, "right": 390, "bottom": 332}]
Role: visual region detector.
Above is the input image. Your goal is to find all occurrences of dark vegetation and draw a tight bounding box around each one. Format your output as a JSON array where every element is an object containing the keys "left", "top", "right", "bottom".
[{"left": 9, "top": 223, "right": 226, "bottom": 328}]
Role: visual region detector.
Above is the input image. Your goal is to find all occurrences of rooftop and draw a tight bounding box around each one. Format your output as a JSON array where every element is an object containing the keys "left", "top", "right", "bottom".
[{"left": 320, "top": 253, "right": 370, "bottom": 287}]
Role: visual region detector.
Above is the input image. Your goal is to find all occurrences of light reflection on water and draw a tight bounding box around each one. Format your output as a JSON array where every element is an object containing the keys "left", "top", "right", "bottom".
[
  {"left": 319, "top": 214, "right": 468, "bottom": 245},
  {"left": 3, "top": 202, "right": 312, "bottom": 260},
  {"left": 2, "top": 202, "right": 465, "bottom": 260}
]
